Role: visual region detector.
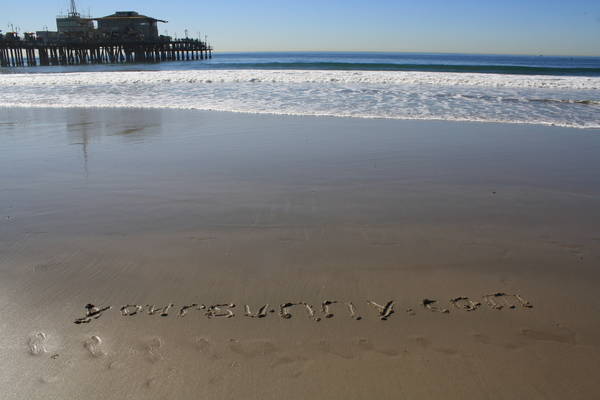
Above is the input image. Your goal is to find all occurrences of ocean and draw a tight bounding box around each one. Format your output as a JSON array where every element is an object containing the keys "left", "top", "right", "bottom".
[{"left": 1, "top": 52, "right": 599, "bottom": 128}]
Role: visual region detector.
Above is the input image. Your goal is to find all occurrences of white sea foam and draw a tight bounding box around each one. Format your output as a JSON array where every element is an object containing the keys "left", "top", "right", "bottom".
[
  {"left": 1, "top": 69, "right": 599, "bottom": 128},
  {"left": 2, "top": 69, "right": 600, "bottom": 89}
]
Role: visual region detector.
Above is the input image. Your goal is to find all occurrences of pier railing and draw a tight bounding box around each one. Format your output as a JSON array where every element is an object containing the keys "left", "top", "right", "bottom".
[{"left": 0, "top": 38, "right": 212, "bottom": 67}]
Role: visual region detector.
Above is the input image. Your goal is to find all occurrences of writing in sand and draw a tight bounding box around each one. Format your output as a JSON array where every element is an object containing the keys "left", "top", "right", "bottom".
[{"left": 74, "top": 292, "right": 533, "bottom": 325}]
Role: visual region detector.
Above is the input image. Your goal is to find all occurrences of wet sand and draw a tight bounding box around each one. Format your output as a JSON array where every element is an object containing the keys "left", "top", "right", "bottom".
[{"left": 1, "top": 107, "right": 600, "bottom": 399}]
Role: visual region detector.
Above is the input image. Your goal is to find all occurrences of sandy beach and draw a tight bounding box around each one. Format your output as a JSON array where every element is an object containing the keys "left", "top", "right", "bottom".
[{"left": 1, "top": 107, "right": 600, "bottom": 399}]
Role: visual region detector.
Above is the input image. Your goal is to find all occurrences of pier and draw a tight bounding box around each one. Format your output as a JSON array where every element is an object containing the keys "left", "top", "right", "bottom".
[
  {"left": 0, "top": 38, "right": 212, "bottom": 67},
  {"left": 1, "top": 5, "right": 212, "bottom": 67}
]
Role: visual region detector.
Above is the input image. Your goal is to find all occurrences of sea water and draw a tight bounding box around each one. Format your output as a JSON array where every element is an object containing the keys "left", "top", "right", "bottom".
[{"left": 1, "top": 52, "right": 599, "bottom": 128}]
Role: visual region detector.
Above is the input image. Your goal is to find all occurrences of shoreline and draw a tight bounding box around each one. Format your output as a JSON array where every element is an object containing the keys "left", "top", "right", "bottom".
[
  {"left": 2, "top": 104, "right": 600, "bottom": 130},
  {"left": 2, "top": 64, "right": 599, "bottom": 130}
]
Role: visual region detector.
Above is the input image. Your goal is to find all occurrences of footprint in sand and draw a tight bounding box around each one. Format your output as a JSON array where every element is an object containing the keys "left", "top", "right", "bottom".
[
  {"left": 411, "top": 335, "right": 431, "bottom": 348},
  {"left": 84, "top": 335, "right": 106, "bottom": 358},
  {"left": 228, "top": 339, "right": 279, "bottom": 358},
  {"left": 317, "top": 339, "right": 355, "bottom": 359},
  {"left": 144, "top": 336, "right": 164, "bottom": 363},
  {"left": 146, "top": 368, "right": 178, "bottom": 389},
  {"left": 471, "top": 332, "right": 523, "bottom": 350},
  {"left": 471, "top": 332, "right": 492, "bottom": 345},
  {"left": 434, "top": 347, "right": 458, "bottom": 355},
  {"left": 39, "top": 356, "right": 75, "bottom": 384},
  {"left": 145, "top": 377, "right": 158, "bottom": 388},
  {"left": 28, "top": 332, "right": 48, "bottom": 356},
  {"left": 271, "top": 355, "right": 303, "bottom": 368},
  {"left": 409, "top": 336, "right": 456, "bottom": 355},
  {"left": 39, "top": 375, "right": 62, "bottom": 384},
  {"left": 520, "top": 327, "right": 576, "bottom": 345},
  {"left": 546, "top": 241, "right": 585, "bottom": 260},
  {"left": 356, "top": 338, "right": 399, "bottom": 357},
  {"left": 194, "top": 336, "right": 220, "bottom": 360},
  {"left": 107, "top": 359, "right": 125, "bottom": 370},
  {"left": 270, "top": 356, "right": 310, "bottom": 378},
  {"left": 195, "top": 337, "right": 211, "bottom": 353}
]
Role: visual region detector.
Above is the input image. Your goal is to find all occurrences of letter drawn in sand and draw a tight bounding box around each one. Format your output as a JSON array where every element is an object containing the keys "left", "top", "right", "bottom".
[
  {"left": 367, "top": 300, "right": 394, "bottom": 320},
  {"left": 302, "top": 302, "right": 320, "bottom": 321},
  {"left": 74, "top": 303, "right": 112, "bottom": 324},
  {"left": 244, "top": 304, "right": 271, "bottom": 318},
  {"left": 205, "top": 304, "right": 235, "bottom": 318},
  {"left": 322, "top": 300, "right": 338, "bottom": 319},
  {"left": 482, "top": 293, "right": 533, "bottom": 310},
  {"left": 422, "top": 299, "right": 449, "bottom": 313},
  {"left": 449, "top": 297, "right": 481, "bottom": 312},
  {"left": 279, "top": 303, "right": 295, "bottom": 319},
  {"left": 147, "top": 303, "right": 175, "bottom": 317},
  {"left": 347, "top": 302, "right": 362, "bottom": 320},
  {"left": 279, "top": 302, "right": 318, "bottom": 320},
  {"left": 120, "top": 304, "right": 143, "bottom": 316},
  {"left": 178, "top": 304, "right": 199, "bottom": 317},
  {"left": 321, "top": 301, "right": 362, "bottom": 320}
]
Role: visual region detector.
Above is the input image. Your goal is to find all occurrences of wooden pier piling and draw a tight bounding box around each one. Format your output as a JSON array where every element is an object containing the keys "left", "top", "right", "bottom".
[{"left": 0, "top": 38, "right": 212, "bottom": 67}]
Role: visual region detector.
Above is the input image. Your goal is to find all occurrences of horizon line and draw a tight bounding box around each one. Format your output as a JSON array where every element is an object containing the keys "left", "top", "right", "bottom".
[{"left": 212, "top": 50, "right": 600, "bottom": 58}]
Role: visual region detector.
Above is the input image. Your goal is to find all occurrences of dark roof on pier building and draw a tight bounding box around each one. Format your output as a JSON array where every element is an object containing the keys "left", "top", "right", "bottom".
[{"left": 94, "top": 11, "right": 167, "bottom": 41}]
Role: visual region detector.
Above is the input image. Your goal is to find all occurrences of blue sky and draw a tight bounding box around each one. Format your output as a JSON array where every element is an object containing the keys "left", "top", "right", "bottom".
[{"left": 3, "top": 0, "right": 600, "bottom": 55}]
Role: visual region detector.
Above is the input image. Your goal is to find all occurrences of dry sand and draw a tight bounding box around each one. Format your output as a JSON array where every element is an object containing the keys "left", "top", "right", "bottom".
[{"left": 1, "top": 107, "right": 600, "bottom": 399}]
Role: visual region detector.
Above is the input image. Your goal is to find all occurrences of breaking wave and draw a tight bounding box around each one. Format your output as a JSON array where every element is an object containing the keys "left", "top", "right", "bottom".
[{"left": 1, "top": 69, "right": 599, "bottom": 128}]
